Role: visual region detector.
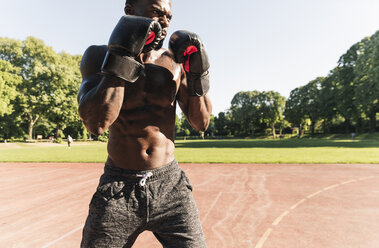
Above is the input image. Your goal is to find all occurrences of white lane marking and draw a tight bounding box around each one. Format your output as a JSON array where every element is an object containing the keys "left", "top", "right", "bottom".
[
  {"left": 254, "top": 175, "right": 379, "bottom": 248},
  {"left": 341, "top": 179, "right": 357, "bottom": 185},
  {"left": 272, "top": 211, "right": 289, "bottom": 226},
  {"left": 201, "top": 192, "right": 222, "bottom": 224},
  {"left": 41, "top": 225, "right": 83, "bottom": 248},
  {"left": 323, "top": 184, "right": 340, "bottom": 191},
  {"left": 307, "top": 190, "right": 323, "bottom": 199},
  {"left": 254, "top": 228, "right": 273, "bottom": 248},
  {"left": 290, "top": 199, "right": 306, "bottom": 210}
]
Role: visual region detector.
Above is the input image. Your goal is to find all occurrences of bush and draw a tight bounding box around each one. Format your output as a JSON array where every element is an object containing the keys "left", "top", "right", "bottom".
[{"left": 97, "top": 135, "right": 108, "bottom": 142}]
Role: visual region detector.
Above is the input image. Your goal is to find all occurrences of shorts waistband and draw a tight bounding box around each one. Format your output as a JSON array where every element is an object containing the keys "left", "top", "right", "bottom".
[{"left": 104, "top": 159, "right": 179, "bottom": 181}]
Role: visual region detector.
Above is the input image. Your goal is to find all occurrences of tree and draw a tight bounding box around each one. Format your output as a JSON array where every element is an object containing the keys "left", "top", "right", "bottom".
[
  {"left": 335, "top": 42, "right": 361, "bottom": 132},
  {"left": 174, "top": 114, "right": 182, "bottom": 136},
  {"left": 230, "top": 91, "right": 261, "bottom": 136},
  {"left": 354, "top": 32, "right": 379, "bottom": 132},
  {"left": 319, "top": 72, "right": 338, "bottom": 133},
  {"left": 181, "top": 116, "right": 193, "bottom": 137},
  {"left": 0, "top": 37, "right": 59, "bottom": 138},
  {"left": 214, "top": 112, "right": 230, "bottom": 136},
  {"left": 0, "top": 37, "right": 82, "bottom": 139},
  {"left": 0, "top": 59, "right": 22, "bottom": 116},
  {"left": 284, "top": 87, "right": 307, "bottom": 135},
  {"left": 285, "top": 78, "right": 323, "bottom": 135},
  {"left": 45, "top": 52, "right": 82, "bottom": 138},
  {"left": 302, "top": 78, "right": 323, "bottom": 135},
  {"left": 204, "top": 115, "right": 215, "bottom": 137},
  {"left": 257, "top": 91, "right": 286, "bottom": 137},
  {"left": 229, "top": 91, "right": 286, "bottom": 137}
]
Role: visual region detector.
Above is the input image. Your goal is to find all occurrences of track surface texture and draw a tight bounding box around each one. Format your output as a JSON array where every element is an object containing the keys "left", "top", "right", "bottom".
[{"left": 1, "top": 163, "right": 379, "bottom": 248}]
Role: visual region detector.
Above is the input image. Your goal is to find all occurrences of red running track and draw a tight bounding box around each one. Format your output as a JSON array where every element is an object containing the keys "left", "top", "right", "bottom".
[{"left": 1, "top": 163, "right": 379, "bottom": 248}]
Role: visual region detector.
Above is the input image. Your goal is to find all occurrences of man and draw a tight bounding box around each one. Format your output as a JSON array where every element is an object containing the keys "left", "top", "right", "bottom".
[
  {"left": 67, "top": 135, "right": 73, "bottom": 149},
  {"left": 78, "top": 0, "right": 212, "bottom": 247}
]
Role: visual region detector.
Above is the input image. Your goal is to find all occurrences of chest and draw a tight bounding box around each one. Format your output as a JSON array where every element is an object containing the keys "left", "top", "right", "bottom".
[
  {"left": 123, "top": 63, "right": 179, "bottom": 109},
  {"left": 122, "top": 50, "right": 181, "bottom": 110}
]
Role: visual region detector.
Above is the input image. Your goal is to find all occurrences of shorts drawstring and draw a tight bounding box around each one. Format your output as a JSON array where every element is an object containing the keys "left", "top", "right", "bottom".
[{"left": 137, "top": 172, "right": 153, "bottom": 187}]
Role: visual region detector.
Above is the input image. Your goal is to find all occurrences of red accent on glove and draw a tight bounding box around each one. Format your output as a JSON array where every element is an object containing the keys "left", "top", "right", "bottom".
[
  {"left": 184, "top": 45, "right": 198, "bottom": 72},
  {"left": 145, "top": 31, "right": 156, "bottom": 45}
]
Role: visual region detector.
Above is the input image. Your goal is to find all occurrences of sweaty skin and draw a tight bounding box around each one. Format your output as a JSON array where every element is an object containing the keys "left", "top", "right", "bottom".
[{"left": 78, "top": 0, "right": 212, "bottom": 170}]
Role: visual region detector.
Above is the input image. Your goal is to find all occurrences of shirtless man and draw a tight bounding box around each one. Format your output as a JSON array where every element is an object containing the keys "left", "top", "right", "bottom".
[{"left": 78, "top": 0, "right": 211, "bottom": 247}]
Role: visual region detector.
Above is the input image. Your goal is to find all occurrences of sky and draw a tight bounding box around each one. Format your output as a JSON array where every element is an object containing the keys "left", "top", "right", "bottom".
[{"left": 1, "top": 0, "right": 379, "bottom": 115}]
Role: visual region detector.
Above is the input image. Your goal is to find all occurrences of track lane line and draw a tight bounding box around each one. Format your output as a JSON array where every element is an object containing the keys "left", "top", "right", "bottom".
[
  {"left": 201, "top": 192, "right": 222, "bottom": 224},
  {"left": 254, "top": 228, "right": 273, "bottom": 248},
  {"left": 41, "top": 225, "right": 83, "bottom": 248},
  {"left": 272, "top": 211, "right": 289, "bottom": 226},
  {"left": 254, "top": 175, "right": 379, "bottom": 248}
]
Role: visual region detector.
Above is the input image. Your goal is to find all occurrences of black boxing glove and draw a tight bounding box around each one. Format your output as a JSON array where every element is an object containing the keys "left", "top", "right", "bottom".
[
  {"left": 101, "top": 16, "right": 162, "bottom": 82},
  {"left": 169, "top": 30, "right": 210, "bottom": 96}
]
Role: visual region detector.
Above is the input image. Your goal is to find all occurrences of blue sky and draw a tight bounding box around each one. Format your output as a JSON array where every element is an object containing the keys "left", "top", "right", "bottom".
[{"left": 1, "top": 0, "right": 379, "bottom": 115}]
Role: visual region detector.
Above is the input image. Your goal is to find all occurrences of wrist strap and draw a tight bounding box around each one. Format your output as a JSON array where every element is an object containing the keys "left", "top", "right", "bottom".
[
  {"left": 187, "top": 71, "right": 210, "bottom": 96},
  {"left": 101, "top": 50, "right": 144, "bottom": 83}
]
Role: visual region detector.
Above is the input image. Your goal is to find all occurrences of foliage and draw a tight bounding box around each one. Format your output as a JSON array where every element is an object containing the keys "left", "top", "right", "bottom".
[
  {"left": 354, "top": 31, "right": 379, "bottom": 132},
  {"left": 97, "top": 130, "right": 109, "bottom": 142},
  {"left": 0, "top": 37, "right": 82, "bottom": 140},
  {"left": 284, "top": 30, "right": 379, "bottom": 134},
  {"left": 1, "top": 29, "right": 379, "bottom": 140},
  {"left": 228, "top": 91, "right": 286, "bottom": 137},
  {"left": 0, "top": 59, "right": 22, "bottom": 116}
]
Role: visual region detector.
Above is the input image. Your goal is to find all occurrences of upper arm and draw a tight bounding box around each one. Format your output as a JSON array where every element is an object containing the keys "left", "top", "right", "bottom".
[{"left": 77, "top": 45, "right": 107, "bottom": 104}]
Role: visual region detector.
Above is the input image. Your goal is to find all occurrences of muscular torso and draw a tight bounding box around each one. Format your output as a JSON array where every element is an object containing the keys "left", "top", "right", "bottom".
[{"left": 82, "top": 46, "right": 182, "bottom": 170}]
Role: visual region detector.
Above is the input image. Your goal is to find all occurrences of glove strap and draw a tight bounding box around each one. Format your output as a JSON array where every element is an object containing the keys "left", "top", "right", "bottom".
[
  {"left": 101, "top": 50, "right": 144, "bottom": 83},
  {"left": 187, "top": 71, "right": 210, "bottom": 96}
]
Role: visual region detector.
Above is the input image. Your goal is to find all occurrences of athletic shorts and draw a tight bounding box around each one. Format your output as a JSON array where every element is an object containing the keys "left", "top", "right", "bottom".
[{"left": 81, "top": 159, "right": 206, "bottom": 248}]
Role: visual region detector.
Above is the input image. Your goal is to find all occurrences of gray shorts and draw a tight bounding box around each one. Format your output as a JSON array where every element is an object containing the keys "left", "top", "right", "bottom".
[{"left": 81, "top": 160, "right": 206, "bottom": 248}]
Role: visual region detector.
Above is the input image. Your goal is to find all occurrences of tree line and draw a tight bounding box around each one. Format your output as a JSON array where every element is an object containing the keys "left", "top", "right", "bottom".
[
  {"left": 0, "top": 32, "right": 378, "bottom": 141},
  {"left": 285, "top": 30, "right": 379, "bottom": 135},
  {"left": 180, "top": 30, "right": 379, "bottom": 138}
]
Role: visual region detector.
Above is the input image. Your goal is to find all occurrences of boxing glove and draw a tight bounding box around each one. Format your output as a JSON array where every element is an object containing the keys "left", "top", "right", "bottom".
[
  {"left": 101, "top": 16, "right": 162, "bottom": 82},
  {"left": 169, "top": 30, "right": 210, "bottom": 96}
]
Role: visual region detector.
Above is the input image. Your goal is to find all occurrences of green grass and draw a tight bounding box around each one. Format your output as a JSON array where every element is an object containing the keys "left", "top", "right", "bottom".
[
  {"left": 175, "top": 139, "right": 379, "bottom": 164},
  {"left": 0, "top": 139, "right": 378, "bottom": 164},
  {"left": 0, "top": 143, "right": 107, "bottom": 163}
]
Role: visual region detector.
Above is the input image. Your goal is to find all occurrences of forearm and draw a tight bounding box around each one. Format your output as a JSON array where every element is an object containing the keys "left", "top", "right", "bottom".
[
  {"left": 78, "top": 76, "right": 125, "bottom": 135},
  {"left": 187, "top": 94, "right": 212, "bottom": 131}
]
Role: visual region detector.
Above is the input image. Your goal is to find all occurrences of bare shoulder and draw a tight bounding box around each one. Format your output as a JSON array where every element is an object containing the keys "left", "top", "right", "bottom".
[{"left": 80, "top": 45, "right": 108, "bottom": 78}]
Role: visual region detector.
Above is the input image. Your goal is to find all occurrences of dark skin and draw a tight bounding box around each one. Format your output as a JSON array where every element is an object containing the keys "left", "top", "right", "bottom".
[{"left": 78, "top": 0, "right": 212, "bottom": 170}]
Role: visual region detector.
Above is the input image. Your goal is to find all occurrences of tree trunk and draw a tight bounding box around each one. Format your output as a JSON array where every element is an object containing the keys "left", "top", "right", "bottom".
[
  {"left": 369, "top": 111, "right": 376, "bottom": 133},
  {"left": 27, "top": 114, "right": 39, "bottom": 139},
  {"left": 56, "top": 125, "right": 61, "bottom": 138},
  {"left": 271, "top": 123, "right": 276, "bottom": 138}
]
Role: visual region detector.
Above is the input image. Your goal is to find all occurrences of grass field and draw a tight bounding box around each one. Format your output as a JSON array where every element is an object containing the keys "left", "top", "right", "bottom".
[{"left": 0, "top": 138, "right": 378, "bottom": 164}]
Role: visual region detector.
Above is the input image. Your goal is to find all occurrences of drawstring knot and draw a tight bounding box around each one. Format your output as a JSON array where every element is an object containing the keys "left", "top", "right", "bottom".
[{"left": 137, "top": 172, "right": 153, "bottom": 187}]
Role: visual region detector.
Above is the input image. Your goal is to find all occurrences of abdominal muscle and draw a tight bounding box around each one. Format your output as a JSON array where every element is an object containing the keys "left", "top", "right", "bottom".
[
  {"left": 105, "top": 107, "right": 177, "bottom": 171},
  {"left": 105, "top": 50, "right": 181, "bottom": 171}
]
